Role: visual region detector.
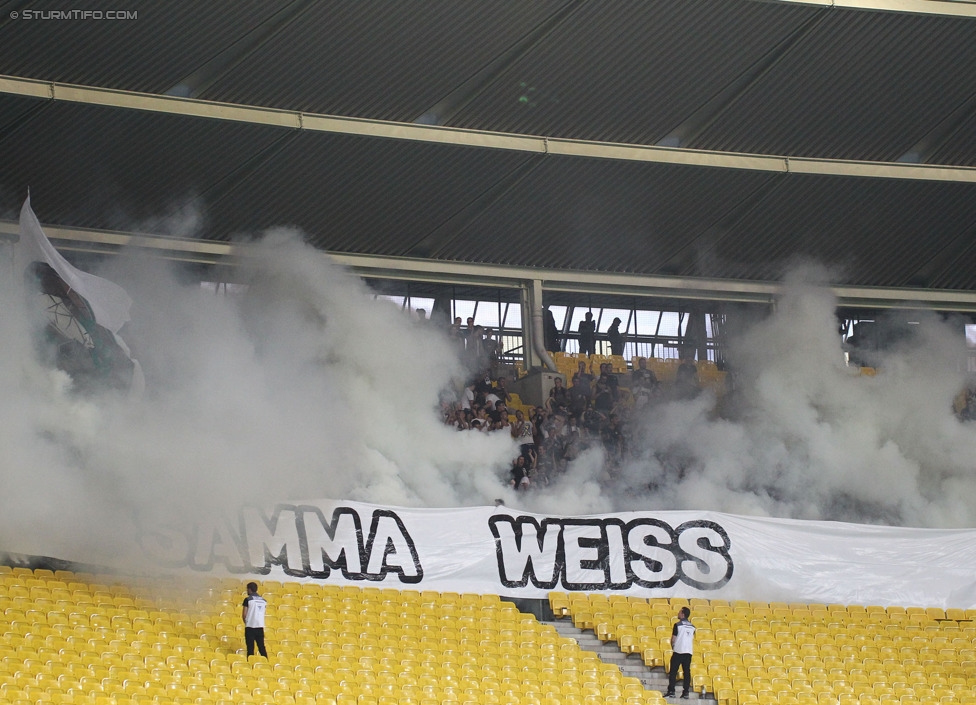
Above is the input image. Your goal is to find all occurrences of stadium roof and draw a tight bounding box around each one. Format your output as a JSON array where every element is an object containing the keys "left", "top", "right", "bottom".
[{"left": 1, "top": 0, "right": 976, "bottom": 308}]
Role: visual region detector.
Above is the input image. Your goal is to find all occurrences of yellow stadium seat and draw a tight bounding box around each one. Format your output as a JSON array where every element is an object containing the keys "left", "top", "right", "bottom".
[{"left": 549, "top": 593, "right": 571, "bottom": 617}]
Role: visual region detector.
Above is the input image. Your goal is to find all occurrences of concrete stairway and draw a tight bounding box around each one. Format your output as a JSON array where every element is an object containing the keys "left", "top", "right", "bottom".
[{"left": 546, "top": 618, "right": 717, "bottom": 704}]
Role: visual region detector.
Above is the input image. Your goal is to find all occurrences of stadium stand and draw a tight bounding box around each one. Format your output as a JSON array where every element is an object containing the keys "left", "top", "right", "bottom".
[
  {"left": 550, "top": 592, "right": 976, "bottom": 705},
  {"left": 4, "top": 564, "right": 975, "bottom": 705},
  {"left": 0, "top": 566, "right": 663, "bottom": 705}
]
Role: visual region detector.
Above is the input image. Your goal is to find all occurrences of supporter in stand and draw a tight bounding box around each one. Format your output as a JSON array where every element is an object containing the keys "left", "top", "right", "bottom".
[
  {"left": 488, "top": 399, "right": 507, "bottom": 424},
  {"left": 463, "top": 316, "right": 476, "bottom": 345},
  {"left": 510, "top": 455, "right": 530, "bottom": 490},
  {"left": 594, "top": 368, "right": 614, "bottom": 413},
  {"left": 665, "top": 607, "right": 695, "bottom": 699},
  {"left": 546, "top": 376, "right": 570, "bottom": 413},
  {"left": 242, "top": 582, "right": 268, "bottom": 658},
  {"left": 464, "top": 325, "right": 490, "bottom": 376},
  {"left": 602, "top": 412, "right": 625, "bottom": 467},
  {"left": 608, "top": 317, "right": 625, "bottom": 356},
  {"left": 582, "top": 407, "right": 604, "bottom": 440},
  {"left": 563, "top": 415, "right": 582, "bottom": 462},
  {"left": 570, "top": 361, "right": 594, "bottom": 416},
  {"left": 492, "top": 375, "right": 511, "bottom": 404},
  {"left": 454, "top": 408, "right": 473, "bottom": 430},
  {"left": 449, "top": 316, "right": 465, "bottom": 354},
  {"left": 511, "top": 409, "right": 535, "bottom": 461},
  {"left": 485, "top": 329, "right": 503, "bottom": 378},
  {"left": 578, "top": 311, "right": 596, "bottom": 356},
  {"left": 459, "top": 382, "right": 475, "bottom": 411},
  {"left": 631, "top": 357, "right": 660, "bottom": 409},
  {"left": 472, "top": 407, "right": 490, "bottom": 431},
  {"left": 544, "top": 307, "right": 560, "bottom": 353},
  {"left": 601, "top": 362, "right": 620, "bottom": 401},
  {"left": 531, "top": 406, "right": 547, "bottom": 446},
  {"left": 497, "top": 409, "right": 511, "bottom": 433}
]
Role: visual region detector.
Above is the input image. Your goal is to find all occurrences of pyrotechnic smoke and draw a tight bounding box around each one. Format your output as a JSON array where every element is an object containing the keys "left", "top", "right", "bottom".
[
  {"left": 549, "top": 273, "right": 976, "bottom": 528},
  {"left": 3, "top": 225, "right": 976, "bottom": 572},
  {"left": 0, "top": 229, "right": 517, "bottom": 566}
]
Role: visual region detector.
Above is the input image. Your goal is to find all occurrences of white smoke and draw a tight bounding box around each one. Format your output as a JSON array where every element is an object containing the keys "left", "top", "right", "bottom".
[
  {"left": 3, "top": 226, "right": 976, "bottom": 572},
  {"left": 0, "top": 229, "right": 518, "bottom": 566},
  {"left": 549, "top": 273, "right": 976, "bottom": 528}
]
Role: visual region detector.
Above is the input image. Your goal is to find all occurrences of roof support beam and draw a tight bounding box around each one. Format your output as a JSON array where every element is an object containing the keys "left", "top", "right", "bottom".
[
  {"left": 766, "top": 0, "right": 976, "bottom": 18},
  {"left": 4, "top": 219, "right": 976, "bottom": 311},
  {"left": 3, "top": 75, "right": 976, "bottom": 183}
]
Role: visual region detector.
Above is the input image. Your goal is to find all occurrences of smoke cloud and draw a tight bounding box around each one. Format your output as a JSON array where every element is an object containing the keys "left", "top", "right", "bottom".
[
  {"left": 575, "top": 273, "right": 976, "bottom": 528},
  {"left": 2, "top": 226, "right": 976, "bottom": 572},
  {"left": 0, "top": 229, "right": 517, "bottom": 567}
]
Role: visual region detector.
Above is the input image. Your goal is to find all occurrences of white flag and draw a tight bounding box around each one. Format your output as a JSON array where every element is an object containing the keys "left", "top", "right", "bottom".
[
  {"left": 18, "top": 195, "right": 144, "bottom": 394},
  {"left": 18, "top": 195, "right": 132, "bottom": 334}
]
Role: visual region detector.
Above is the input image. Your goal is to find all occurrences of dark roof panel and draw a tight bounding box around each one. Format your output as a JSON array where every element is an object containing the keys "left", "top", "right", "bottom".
[
  {"left": 927, "top": 108, "right": 976, "bottom": 168},
  {"left": 0, "top": 0, "right": 279, "bottom": 94},
  {"left": 202, "top": 132, "right": 537, "bottom": 252},
  {"left": 689, "top": 9, "right": 976, "bottom": 162},
  {"left": 448, "top": 0, "right": 814, "bottom": 145},
  {"left": 710, "top": 174, "right": 976, "bottom": 287},
  {"left": 1, "top": 1, "right": 976, "bottom": 167},
  {"left": 200, "top": 0, "right": 570, "bottom": 121},
  {"left": 431, "top": 157, "right": 777, "bottom": 273},
  {"left": 0, "top": 99, "right": 290, "bottom": 231}
]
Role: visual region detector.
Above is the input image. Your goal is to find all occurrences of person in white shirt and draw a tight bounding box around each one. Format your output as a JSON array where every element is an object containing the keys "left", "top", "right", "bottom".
[
  {"left": 665, "top": 606, "right": 695, "bottom": 699},
  {"left": 242, "top": 581, "right": 268, "bottom": 657}
]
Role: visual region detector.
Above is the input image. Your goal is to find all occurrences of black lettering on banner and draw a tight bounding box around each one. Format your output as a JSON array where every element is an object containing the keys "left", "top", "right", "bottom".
[
  {"left": 490, "top": 514, "right": 733, "bottom": 591},
  {"left": 300, "top": 505, "right": 368, "bottom": 580},
  {"left": 627, "top": 518, "right": 679, "bottom": 588},
  {"left": 562, "top": 519, "right": 610, "bottom": 590},
  {"left": 363, "top": 510, "right": 424, "bottom": 583},
  {"left": 240, "top": 505, "right": 304, "bottom": 577},
  {"left": 488, "top": 515, "right": 563, "bottom": 589},
  {"left": 676, "top": 520, "right": 733, "bottom": 590},
  {"left": 136, "top": 505, "right": 424, "bottom": 585}
]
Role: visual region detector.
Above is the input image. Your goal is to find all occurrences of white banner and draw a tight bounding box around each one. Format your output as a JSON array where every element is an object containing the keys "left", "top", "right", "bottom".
[{"left": 134, "top": 500, "right": 976, "bottom": 609}]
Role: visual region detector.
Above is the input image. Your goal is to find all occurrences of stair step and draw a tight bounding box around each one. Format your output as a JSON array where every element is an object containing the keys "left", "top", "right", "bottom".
[{"left": 541, "top": 619, "right": 717, "bottom": 705}]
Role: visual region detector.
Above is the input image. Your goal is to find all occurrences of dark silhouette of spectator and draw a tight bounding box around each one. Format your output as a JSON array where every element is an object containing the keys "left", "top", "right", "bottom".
[
  {"left": 608, "top": 317, "right": 625, "bottom": 356},
  {"left": 578, "top": 311, "right": 596, "bottom": 356},
  {"left": 544, "top": 307, "right": 560, "bottom": 352}
]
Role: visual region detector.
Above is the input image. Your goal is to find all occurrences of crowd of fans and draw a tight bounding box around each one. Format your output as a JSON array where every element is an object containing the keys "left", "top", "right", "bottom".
[{"left": 435, "top": 318, "right": 706, "bottom": 491}]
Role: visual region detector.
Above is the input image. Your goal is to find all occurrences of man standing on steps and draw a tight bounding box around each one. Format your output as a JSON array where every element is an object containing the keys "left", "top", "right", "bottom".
[
  {"left": 242, "top": 581, "right": 268, "bottom": 658},
  {"left": 664, "top": 606, "right": 695, "bottom": 699}
]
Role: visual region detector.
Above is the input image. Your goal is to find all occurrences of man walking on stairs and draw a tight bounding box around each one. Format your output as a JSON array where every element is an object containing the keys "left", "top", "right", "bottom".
[{"left": 664, "top": 606, "right": 695, "bottom": 699}]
